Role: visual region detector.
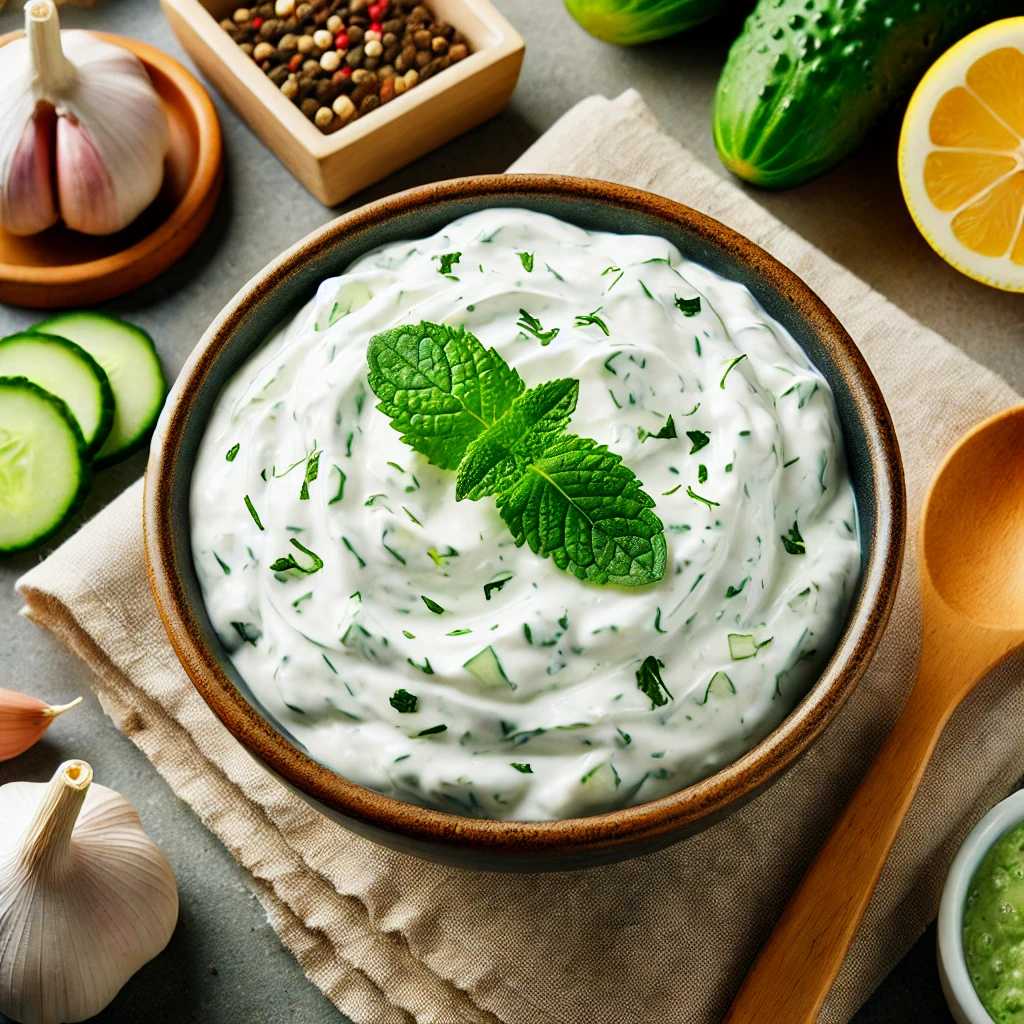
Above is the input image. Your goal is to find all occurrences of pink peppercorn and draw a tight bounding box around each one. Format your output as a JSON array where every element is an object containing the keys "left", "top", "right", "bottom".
[
  {"left": 339, "top": 65, "right": 352, "bottom": 78},
  {"left": 370, "top": 21, "right": 382, "bottom": 33},
  {"left": 252, "top": 15, "right": 264, "bottom": 27},
  {"left": 289, "top": 53, "right": 303, "bottom": 70},
  {"left": 335, "top": 31, "right": 349, "bottom": 48},
  {"left": 368, "top": 4, "right": 382, "bottom": 19}
]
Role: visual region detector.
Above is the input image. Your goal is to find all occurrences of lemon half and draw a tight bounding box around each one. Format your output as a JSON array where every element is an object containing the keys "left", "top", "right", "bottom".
[{"left": 899, "top": 18, "right": 1024, "bottom": 292}]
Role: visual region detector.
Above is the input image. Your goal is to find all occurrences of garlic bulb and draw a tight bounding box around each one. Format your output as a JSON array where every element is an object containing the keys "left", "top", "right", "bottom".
[
  {"left": 0, "top": 760, "right": 179, "bottom": 1024},
  {"left": 0, "top": 688, "right": 82, "bottom": 761},
  {"left": 0, "top": 1, "right": 170, "bottom": 237}
]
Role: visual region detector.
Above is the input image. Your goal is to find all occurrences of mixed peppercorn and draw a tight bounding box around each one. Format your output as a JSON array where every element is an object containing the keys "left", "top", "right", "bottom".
[{"left": 221, "top": 0, "right": 471, "bottom": 135}]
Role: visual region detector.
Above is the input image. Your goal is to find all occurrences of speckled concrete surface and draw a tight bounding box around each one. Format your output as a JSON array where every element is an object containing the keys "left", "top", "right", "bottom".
[{"left": 4, "top": 0, "right": 1017, "bottom": 1019}]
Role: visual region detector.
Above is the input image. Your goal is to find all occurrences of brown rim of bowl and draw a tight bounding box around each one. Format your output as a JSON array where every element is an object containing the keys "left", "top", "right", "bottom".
[{"left": 145, "top": 173, "right": 906, "bottom": 858}]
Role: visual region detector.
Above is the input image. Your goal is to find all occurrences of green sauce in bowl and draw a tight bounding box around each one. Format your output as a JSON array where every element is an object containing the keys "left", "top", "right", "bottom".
[{"left": 963, "top": 820, "right": 1024, "bottom": 1022}]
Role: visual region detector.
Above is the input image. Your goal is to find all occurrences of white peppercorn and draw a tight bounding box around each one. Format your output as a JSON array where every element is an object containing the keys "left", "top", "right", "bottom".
[
  {"left": 320, "top": 49, "right": 341, "bottom": 71},
  {"left": 297, "top": 33, "right": 315, "bottom": 53},
  {"left": 332, "top": 94, "right": 356, "bottom": 121},
  {"left": 253, "top": 41, "right": 276, "bottom": 60},
  {"left": 280, "top": 76, "right": 299, "bottom": 99},
  {"left": 364, "top": 39, "right": 383, "bottom": 57},
  {"left": 314, "top": 105, "right": 334, "bottom": 128},
  {"left": 233, "top": 8, "right": 251, "bottom": 23},
  {"left": 274, "top": 0, "right": 295, "bottom": 15},
  {"left": 312, "top": 28, "right": 334, "bottom": 48},
  {"left": 326, "top": 14, "right": 342, "bottom": 32}
]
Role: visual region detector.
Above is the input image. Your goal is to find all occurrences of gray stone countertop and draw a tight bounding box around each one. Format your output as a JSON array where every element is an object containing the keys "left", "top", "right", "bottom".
[{"left": 4, "top": 0, "right": 1018, "bottom": 1019}]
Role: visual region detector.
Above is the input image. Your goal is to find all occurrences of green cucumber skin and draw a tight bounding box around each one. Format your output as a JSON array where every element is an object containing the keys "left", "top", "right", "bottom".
[
  {"left": 0, "top": 376, "right": 91, "bottom": 555},
  {"left": 713, "top": 0, "right": 1018, "bottom": 189},
  {"left": 0, "top": 332, "right": 115, "bottom": 460},
  {"left": 31, "top": 312, "right": 166, "bottom": 470},
  {"left": 564, "top": 0, "right": 733, "bottom": 44}
]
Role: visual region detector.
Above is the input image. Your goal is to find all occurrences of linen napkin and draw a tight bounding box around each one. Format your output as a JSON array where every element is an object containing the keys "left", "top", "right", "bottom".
[{"left": 17, "top": 90, "right": 1024, "bottom": 1024}]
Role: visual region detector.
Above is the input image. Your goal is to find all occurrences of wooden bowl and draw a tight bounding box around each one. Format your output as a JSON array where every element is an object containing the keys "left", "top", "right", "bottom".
[
  {"left": 145, "top": 175, "right": 907, "bottom": 871},
  {"left": 0, "top": 31, "right": 222, "bottom": 310},
  {"left": 162, "top": 0, "right": 523, "bottom": 206}
]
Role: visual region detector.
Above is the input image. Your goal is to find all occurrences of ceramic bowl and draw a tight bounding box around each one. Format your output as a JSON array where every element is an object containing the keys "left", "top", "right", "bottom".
[
  {"left": 145, "top": 174, "right": 906, "bottom": 871},
  {"left": 938, "top": 789, "right": 1024, "bottom": 1024},
  {"left": 0, "top": 31, "right": 222, "bottom": 309}
]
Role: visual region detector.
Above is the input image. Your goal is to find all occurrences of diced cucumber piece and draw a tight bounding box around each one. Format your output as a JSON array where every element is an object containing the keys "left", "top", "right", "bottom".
[
  {"left": 32, "top": 312, "right": 165, "bottom": 469},
  {"left": 463, "top": 645, "right": 516, "bottom": 690},
  {"left": 701, "top": 671, "right": 736, "bottom": 704},
  {"left": 728, "top": 633, "right": 758, "bottom": 660},
  {"left": 0, "top": 332, "right": 114, "bottom": 459},
  {"left": 0, "top": 377, "right": 90, "bottom": 554}
]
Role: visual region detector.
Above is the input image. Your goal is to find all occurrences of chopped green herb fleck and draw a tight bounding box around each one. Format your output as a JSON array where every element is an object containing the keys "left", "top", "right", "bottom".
[
  {"left": 484, "top": 575, "right": 513, "bottom": 601},
  {"left": 408, "top": 657, "right": 434, "bottom": 675},
  {"left": 545, "top": 263, "right": 564, "bottom": 281},
  {"left": 329, "top": 465, "right": 346, "bottom": 504},
  {"left": 421, "top": 595, "right": 445, "bottom": 615},
  {"left": 617, "top": 727, "right": 631, "bottom": 746},
  {"left": 299, "top": 449, "right": 321, "bottom": 500},
  {"left": 322, "top": 654, "right": 337, "bottom": 674},
  {"left": 390, "top": 689, "right": 418, "bottom": 713},
  {"left": 675, "top": 295, "right": 701, "bottom": 317},
  {"left": 214, "top": 552, "right": 231, "bottom": 575},
  {"left": 698, "top": 464, "right": 708, "bottom": 484},
  {"left": 783, "top": 456, "right": 800, "bottom": 468},
  {"left": 642, "top": 414, "right": 677, "bottom": 443},
  {"left": 662, "top": 484, "right": 681, "bottom": 496},
  {"left": 269, "top": 538, "right": 324, "bottom": 575},
  {"left": 654, "top": 607, "right": 667, "bottom": 633},
  {"left": 516, "top": 308, "right": 559, "bottom": 345},
  {"left": 226, "top": 443, "right": 240, "bottom": 462},
  {"left": 720, "top": 354, "right": 748, "bottom": 389},
  {"left": 342, "top": 536, "right": 365, "bottom": 569},
  {"left": 416, "top": 723, "right": 447, "bottom": 737},
  {"left": 603, "top": 351, "right": 622, "bottom": 375},
  {"left": 636, "top": 655, "right": 673, "bottom": 707},
  {"left": 231, "top": 622, "right": 261, "bottom": 646},
  {"left": 516, "top": 251, "right": 534, "bottom": 272},
  {"left": 574, "top": 308, "right": 610, "bottom": 335},
  {"left": 403, "top": 506, "right": 423, "bottom": 526},
  {"left": 244, "top": 495, "right": 264, "bottom": 531},
  {"left": 686, "top": 429, "right": 710, "bottom": 454},
  {"left": 725, "top": 576, "right": 750, "bottom": 598},
  {"left": 639, "top": 280, "right": 654, "bottom": 299},
  {"left": 687, "top": 486, "right": 720, "bottom": 509},
  {"left": 781, "top": 521, "right": 806, "bottom": 555},
  {"left": 447, "top": 628, "right": 472, "bottom": 636},
  {"left": 433, "top": 252, "right": 461, "bottom": 275},
  {"left": 523, "top": 623, "right": 533, "bottom": 644},
  {"left": 402, "top": 630, "right": 416, "bottom": 639},
  {"left": 292, "top": 591, "right": 313, "bottom": 609},
  {"left": 510, "top": 762, "right": 533, "bottom": 774}
]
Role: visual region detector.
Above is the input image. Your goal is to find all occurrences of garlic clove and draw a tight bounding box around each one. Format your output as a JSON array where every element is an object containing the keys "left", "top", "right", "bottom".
[
  {"left": 0, "top": 760, "right": 179, "bottom": 1024},
  {"left": 0, "top": 687, "right": 82, "bottom": 761},
  {"left": 1, "top": 106, "right": 59, "bottom": 237},
  {"left": 55, "top": 115, "right": 120, "bottom": 237}
]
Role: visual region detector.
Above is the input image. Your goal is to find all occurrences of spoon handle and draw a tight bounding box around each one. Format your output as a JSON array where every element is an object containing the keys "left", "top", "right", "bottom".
[{"left": 722, "top": 679, "right": 951, "bottom": 1024}]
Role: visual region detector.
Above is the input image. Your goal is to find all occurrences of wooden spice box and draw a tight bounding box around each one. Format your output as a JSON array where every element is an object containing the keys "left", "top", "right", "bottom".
[{"left": 161, "top": 0, "right": 524, "bottom": 205}]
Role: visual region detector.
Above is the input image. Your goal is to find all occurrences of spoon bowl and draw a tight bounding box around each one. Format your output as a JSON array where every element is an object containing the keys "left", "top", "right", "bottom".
[{"left": 923, "top": 407, "right": 1024, "bottom": 631}]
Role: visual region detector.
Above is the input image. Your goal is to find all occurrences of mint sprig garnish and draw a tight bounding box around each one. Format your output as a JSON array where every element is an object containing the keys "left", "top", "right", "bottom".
[
  {"left": 367, "top": 321, "right": 525, "bottom": 470},
  {"left": 367, "top": 321, "right": 667, "bottom": 588}
]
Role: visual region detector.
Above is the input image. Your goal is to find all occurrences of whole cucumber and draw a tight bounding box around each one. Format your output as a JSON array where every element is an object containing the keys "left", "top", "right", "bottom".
[
  {"left": 713, "top": 0, "right": 1017, "bottom": 189},
  {"left": 565, "top": 0, "right": 734, "bottom": 45}
]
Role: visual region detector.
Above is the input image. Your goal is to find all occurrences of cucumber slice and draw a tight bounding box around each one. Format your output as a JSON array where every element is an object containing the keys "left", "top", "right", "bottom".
[
  {"left": 32, "top": 312, "right": 166, "bottom": 469},
  {"left": 0, "top": 332, "right": 114, "bottom": 460},
  {"left": 462, "top": 645, "right": 516, "bottom": 690},
  {"left": 0, "top": 377, "right": 90, "bottom": 554}
]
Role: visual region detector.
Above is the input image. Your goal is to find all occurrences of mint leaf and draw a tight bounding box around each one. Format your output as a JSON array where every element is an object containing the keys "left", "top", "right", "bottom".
[
  {"left": 495, "top": 434, "right": 667, "bottom": 587},
  {"left": 641, "top": 415, "right": 676, "bottom": 442},
  {"left": 636, "top": 655, "right": 672, "bottom": 707},
  {"left": 674, "top": 295, "right": 701, "bottom": 317},
  {"left": 456, "top": 378, "right": 579, "bottom": 501},
  {"left": 367, "top": 321, "right": 524, "bottom": 470},
  {"left": 516, "top": 251, "right": 534, "bottom": 272}
]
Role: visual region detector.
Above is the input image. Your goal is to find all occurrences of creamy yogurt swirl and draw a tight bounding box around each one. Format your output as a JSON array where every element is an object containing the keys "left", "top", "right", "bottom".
[{"left": 191, "top": 208, "right": 860, "bottom": 821}]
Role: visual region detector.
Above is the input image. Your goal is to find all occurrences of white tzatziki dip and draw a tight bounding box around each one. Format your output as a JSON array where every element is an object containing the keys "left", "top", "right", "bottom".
[{"left": 191, "top": 208, "right": 860, "bottom": 821}]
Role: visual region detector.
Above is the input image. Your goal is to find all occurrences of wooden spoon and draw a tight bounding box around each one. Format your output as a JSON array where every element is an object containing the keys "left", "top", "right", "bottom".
[{"left": 724, "top": 405, "right": 1024, "bottom": 1024}]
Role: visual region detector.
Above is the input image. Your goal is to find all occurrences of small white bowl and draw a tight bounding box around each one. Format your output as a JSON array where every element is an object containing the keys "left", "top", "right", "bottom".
[{"left": 938, "top": 788, "right": 1024, "bottom": 1024}]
